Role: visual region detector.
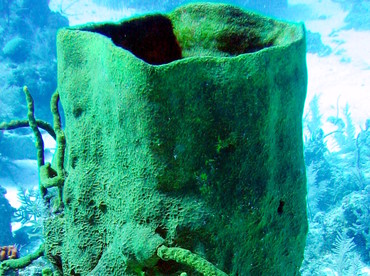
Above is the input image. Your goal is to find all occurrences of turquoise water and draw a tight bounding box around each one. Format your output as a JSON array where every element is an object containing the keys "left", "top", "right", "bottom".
[{"left": 0, "top": 0, "right": 369, "bottom": 275}]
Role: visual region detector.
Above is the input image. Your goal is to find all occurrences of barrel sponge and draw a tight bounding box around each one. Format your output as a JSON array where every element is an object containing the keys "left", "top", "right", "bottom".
[{"left": 50, "top": 3, "right": 307, "bottom": 275}]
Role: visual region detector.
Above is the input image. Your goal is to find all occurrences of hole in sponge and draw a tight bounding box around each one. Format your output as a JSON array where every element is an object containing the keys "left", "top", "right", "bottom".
[
  {"left": 277, "top": 200, "right": 285, "bottom": 215},
  {"left": 155, "top": 225, "right": 168, "bottom": 239},
  {"left": 82, "top": 15, "right": 182, "bottom": 65}
]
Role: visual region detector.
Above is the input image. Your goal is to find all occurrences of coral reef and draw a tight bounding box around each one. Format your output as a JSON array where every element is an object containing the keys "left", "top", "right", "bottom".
[
  {"left": 0, "top": 244, "right": 44, "bottom": 274},
  {"left": 13, "top": 187, "right": 45, "bottom": 242},
  {"left": 0, "top": 245, "right": 18, "bottom": 261},
  {"left": 2, "top": 37, "right": 30, "bottom": 62},
  {"left": 301, "top": 95, "right": 370, "bottom": 274},
  {"left": 0, "top": 185, "right": 14, "bottom": 245}
]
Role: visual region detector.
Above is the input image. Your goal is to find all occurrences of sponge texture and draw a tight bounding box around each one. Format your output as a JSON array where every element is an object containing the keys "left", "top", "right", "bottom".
[{"left": 47, "top": 3, "right": 308, "bottom": 275}]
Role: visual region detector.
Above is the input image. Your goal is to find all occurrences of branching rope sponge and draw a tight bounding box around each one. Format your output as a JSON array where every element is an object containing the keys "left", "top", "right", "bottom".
[
  {"left": 0, "top": 86, "right": 66, "bottom": 273},
  {"left": 157, "top": 245, "right": 228, "bottom": 276},
  {"left": 0, "top": 244, "right": 44, "bottom": 275}
]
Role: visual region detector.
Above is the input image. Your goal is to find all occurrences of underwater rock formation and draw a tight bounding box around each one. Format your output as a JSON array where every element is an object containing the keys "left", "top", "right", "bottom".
[
  {"left": 0, "top": 185, "right": 14, "bottom": 246},
  {"left": 45, "top": 3, "right": 307, "bottom": 275}
]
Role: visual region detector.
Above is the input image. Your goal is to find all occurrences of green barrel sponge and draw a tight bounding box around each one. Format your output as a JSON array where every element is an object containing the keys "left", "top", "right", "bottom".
[{"left": 48, "top": 3, "right": 307, "bottom": 275}]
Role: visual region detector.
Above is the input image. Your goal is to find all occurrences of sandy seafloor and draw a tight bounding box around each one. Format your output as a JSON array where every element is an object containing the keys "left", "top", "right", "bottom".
[{"left": 2, "top": 0, "right": 369, "bottom": 268}]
